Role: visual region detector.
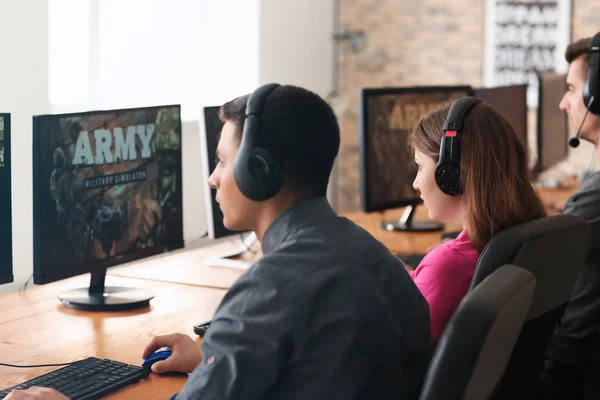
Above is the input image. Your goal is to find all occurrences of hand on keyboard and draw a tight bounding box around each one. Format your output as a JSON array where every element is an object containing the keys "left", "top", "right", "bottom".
[
  {"left": 5, "top": 386, "right": 69, "bottom": 400},
  {"left": 0, "top": 358, "right": 149, "bottom": 400},
  {"left": 142, "top": 333, "right": 202, "bottom": 374}
]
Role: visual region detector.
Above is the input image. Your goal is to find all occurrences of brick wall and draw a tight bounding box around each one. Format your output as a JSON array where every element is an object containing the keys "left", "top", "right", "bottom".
[
  {"left": 572, "top": 0, "right": 599, "bottom": 40},
  {"left": 336, "top": 0, "right": 598, "bottom": 212}
]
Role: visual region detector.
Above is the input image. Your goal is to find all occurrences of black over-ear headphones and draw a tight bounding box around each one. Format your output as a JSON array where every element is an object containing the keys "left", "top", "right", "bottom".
[
  {"left": 435, "top": 97, "right": 481, "bottom": 196},
  {"left": 233, "top": 83, "right": 284, "bottom": 201},
  {"left": 583, "top": 32, "right": 600, "bottom": 116}
]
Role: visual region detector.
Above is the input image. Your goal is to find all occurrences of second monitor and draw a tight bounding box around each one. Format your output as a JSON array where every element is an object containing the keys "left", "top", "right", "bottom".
[
  {"left": 474, "top": 84, "right": 528, "bottom": 147},
  {"left": 359, "top": 85, "right": 474, "bottom": 231},
  {"left": 200, "top": 106, "right": 256, "bottom": 270},
  {"left": 201, "top": 106, "right": 237, "bottom": 239},
  {"left": 0, "top": 114, "right": 12, "bottom": 285},
  {"left": 536, "top": 73, "right": 569, "bottom": 175}
]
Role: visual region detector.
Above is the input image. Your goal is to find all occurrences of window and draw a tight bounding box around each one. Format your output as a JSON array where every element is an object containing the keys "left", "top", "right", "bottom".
[{"left": 49, "top": 0, "right": 259, "bottom": 120}]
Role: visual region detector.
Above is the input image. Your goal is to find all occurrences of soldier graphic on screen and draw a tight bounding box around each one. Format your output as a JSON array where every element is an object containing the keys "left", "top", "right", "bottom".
[
  {"left": 50, "top": 146, "right": 88, "bottom": 255},
  {"left": 50, "top": 147, "right": 74, "bottom": 234},
  {"left": 154, "top": 108, "right": 181, "bottom": 151},
  {"left": 135, "top": 151, "right": 181, "bottom": 249},
  {"left": 129, "top": 107, "right": 182, "bottom": 249},
  {"left": 91, "top": 204, "right": 128, "bottom": 258}
]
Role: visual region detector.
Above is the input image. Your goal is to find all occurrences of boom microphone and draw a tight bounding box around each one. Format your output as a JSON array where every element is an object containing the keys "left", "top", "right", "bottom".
[{"left": 569, "top": 96, "right": 595, "bottom": 148}]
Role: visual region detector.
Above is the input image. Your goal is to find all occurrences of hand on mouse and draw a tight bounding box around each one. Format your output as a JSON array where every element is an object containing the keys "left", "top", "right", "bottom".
[
  {"left": 5, "top": 387, "right": 70, "bottom": 400},
  {"left": 142, "top": 333, "right": 201, "bottom": 374}
]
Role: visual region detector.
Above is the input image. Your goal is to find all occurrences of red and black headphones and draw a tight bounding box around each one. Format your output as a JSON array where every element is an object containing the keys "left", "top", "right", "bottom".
[{"left": 435, "top": 97, "right": 481, "bottom": 196}]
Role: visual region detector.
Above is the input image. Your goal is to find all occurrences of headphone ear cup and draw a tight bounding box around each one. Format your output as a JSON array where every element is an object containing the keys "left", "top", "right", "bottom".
[
  {"left": 435, "top": 135, "right": 462, "bottom": 196},
  {"left": 247, "top": 147, "right": 282, "bottom": 181},
  {"left": 233, "top": 83, "right": 283, "bottom": 201},
  {"left": 583, "top": 68, "right": 600, "bottom": 115},
  {"left": 435, "top": 163, "right": 461, "bottom": 196},
  {"left": 247, "top": 153, "right": 270, "bottom": 180},
  {"left": 583, "top": 79, "right": 591, "bottom": 106},
  {"left": 234, "top": 146, "right": 284, "bottom": 201},
  {"left": 585, "top": 33, "right": 600, "bottom": 115}
]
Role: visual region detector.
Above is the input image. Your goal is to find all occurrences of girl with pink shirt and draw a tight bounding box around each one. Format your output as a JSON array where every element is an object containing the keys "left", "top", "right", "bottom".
[{"left": 409, "top": 98, "right": 546, "bottom": 340}]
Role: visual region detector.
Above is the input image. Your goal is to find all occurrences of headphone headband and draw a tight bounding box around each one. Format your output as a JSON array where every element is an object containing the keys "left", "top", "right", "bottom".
[
  {"left": 443, "top": 97, "right": 482, "bottom": 135},
  {"left": 246, "top": 83, "right": 279, "bottom": 119}
]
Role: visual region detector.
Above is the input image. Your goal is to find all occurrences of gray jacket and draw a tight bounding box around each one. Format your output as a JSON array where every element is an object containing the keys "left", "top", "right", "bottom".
[{"left": 172, "top": 197, "right": 431, "bottom": 399}]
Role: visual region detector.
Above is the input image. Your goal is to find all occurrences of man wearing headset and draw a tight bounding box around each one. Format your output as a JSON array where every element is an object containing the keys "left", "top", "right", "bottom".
[
  {"left": 151, "top": 84, "right": 432, "bottom": 400},
  {"left": 6, "top": 84, "right": 431, "bottom": 400},
  {"left": 540, "top": 34, "right": 600, "bottom": 400}
]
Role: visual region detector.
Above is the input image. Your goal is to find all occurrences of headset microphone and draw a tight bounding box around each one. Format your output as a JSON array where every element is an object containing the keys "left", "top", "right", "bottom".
[
  {"left": 569, "top": 95, "right": 595, "bottom": 148},
  {"left": 569, "top": 136, "right": 580, "bottom": 148}
]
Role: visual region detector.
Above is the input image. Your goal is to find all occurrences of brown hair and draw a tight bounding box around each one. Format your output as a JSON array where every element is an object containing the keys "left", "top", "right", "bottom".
[
  {"left": 565, "top": 37, "right": 592, "bottom": 77},
  {"left": 410, "top": 102, "right": 546, "bottom": 251}
]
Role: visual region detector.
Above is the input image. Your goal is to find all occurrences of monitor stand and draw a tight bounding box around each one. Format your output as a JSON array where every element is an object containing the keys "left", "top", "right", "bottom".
[
  {"left": 204, "top": 232, "right": 257, "bottom": 270},
  {"left": 380, "top": 205, "right": 444, "bottom": 232},
  {"left": 58, "top": 269, "right": 154, "bottom": 312}
]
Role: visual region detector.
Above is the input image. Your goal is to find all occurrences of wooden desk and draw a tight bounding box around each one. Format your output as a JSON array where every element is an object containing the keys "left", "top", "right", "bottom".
[
  {"left": 0, "top": 183, "right": 580, "bottom": 398},
  {"left": 108, "top": 240, "right": 254, "bottom": 290},
  {"left": 107, "top": 206, "right": 462, "bottom": 289},
  {"left": 535, "top": 181, "right": 579, "bottom": 207},
  {"left": 108, "top": 184, "right": 580, "bottom": 290},
  {"left": 0, "top": 275, "right": 226, "bottom": 399}
]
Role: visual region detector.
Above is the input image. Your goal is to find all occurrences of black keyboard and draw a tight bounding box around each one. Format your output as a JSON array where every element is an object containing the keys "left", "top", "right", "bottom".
[
  {"left": 396, "top": 253, "right": 427, "bottom": 268},
  {"left": 0, "top": 357, "right": 150, "bottom": 400}
]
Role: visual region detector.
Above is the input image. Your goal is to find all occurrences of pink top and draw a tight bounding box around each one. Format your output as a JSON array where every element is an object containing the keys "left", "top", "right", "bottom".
[{"left": 409, "top": 230, "right": 480, "bottom": 338}]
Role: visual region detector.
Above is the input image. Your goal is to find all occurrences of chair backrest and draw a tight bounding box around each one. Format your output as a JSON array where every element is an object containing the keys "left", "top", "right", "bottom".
[
  {"left": 419, "top": 265, "right": 536, "bottom": 400},
  {"left": 588, "top": 216, "right": 600, "bottom": 254},
  {"left": 471, "top": 214, "right": 590, "bottom": 399}
]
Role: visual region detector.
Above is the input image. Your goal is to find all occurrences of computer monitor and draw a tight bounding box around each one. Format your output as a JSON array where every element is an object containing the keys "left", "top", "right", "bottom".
[
  {"left": 201, "top": 106, "right": 237, "bottom": 239},
  {"left": 0, "top": 114, "right": 12, "bottom": 284},
  {"left": 536, "top": 73, "right": 569, "bottom": 173},
  {"left": 359, "top": 85, "right": 474, "bottom": 231},
  {"left": 32, "top": 105, "right": 184, "bottom": 311},
  {"left": 474, "top": 84, "right": 528, "bottom": 146},
  {"left": 200, "top": 106, "right": 256, "bottom": 270}
]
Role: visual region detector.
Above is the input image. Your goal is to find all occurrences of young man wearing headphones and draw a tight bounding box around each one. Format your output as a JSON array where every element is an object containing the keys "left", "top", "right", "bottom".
[
  {"left": 540, "top": 33, "right": 600, "bottom": 400},
  {"left": 8, "top": 85, "right": 432, "bottom": 400}
]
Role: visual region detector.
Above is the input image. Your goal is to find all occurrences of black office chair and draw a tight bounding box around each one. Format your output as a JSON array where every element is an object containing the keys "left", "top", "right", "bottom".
[
  {"left": 585, "top": 217, "right": 600, "bottom": 400},
  {"left": 470, "top": 214, "right": 590, "bottom": 399},
  {"left": 419, "top": 264, "right": 536, "bottom": 400}
]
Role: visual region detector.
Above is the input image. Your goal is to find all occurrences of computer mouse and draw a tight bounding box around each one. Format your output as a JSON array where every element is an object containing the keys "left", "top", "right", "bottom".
[{"left": 142, "top": 349, "right": 172, "bottom": 370}]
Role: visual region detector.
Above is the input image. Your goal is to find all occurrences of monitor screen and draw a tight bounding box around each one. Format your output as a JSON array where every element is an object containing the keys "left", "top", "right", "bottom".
[
  {"left": 475, "top": 84, "right": 528, "bottom": 146},
  {"left": 201, "top": 106, "right": 238, "bottom": 239},
  {"left": 359, "top": 86, "right": 474, "bottom": 212},
  {"left": 537, "top": 73, "right": 569, "bottom": 172},
  {"left": 33, "top": 105, "right": 184, "bottom": 285},
  {"left": 0, "top": 114, "right": 12, "bottom": 284}
]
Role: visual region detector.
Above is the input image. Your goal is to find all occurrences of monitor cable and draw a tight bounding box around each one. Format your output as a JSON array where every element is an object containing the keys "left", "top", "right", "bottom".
[{"left": 0, "top": 361, "right": 77, "bottom": 368}]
